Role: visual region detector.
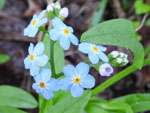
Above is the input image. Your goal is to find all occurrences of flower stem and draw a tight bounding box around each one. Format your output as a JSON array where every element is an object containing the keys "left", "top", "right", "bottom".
[
  {"left": 91, "top": 58, "right": 150, "bottom": 96},
  {"left": 39, "top": 97, "right": 47, "bottom": 113}
]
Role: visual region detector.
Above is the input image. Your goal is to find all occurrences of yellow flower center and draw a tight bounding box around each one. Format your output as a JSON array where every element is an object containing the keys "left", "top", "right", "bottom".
[
  {"left": 73, "top": 77, "right": 81, "bottom": 84},
  {"left": 29, "top": 54, "right": 35, "bottom": 61},
  {"left": 92, "top": 46, "right": 99, "bottom": 52},
  {"left": 63, "top": 28, "right": 70, "bottom": 35},
  {"left": 39, "top": 82, "right": 46, "bottom": 88},
  {"left": 32, "top": 19, "right": 38, "bottom": 26}
]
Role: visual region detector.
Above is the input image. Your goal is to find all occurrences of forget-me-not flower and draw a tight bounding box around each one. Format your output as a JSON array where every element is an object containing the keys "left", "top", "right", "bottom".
[
  {"left": 49, "top": 17, "right": 79, "bottom": 50},
  {"left": 32, "top": 67, "right": 59, "bottom": 100},
  {"left": 24, "top": 10, "right": 48, "bottom": 37},
  {"left": 59, "top": 62, "right": 95, "bottom": 97},
  {"left": 79, "top": 42, "right": 109, "bottom": 64},
  {"left": 24, "top": 42, "right": 48, "bottom": 76},
  {"left": 99, "top": 63, "right": 113, "bottom": 76}
]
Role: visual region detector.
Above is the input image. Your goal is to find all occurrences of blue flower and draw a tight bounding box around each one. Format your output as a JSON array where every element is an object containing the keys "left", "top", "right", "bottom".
[
  {"left": 24, "top": 10, "right": 48, "bottom": 37},
  {"left": 32, "top": 67, "right": 59, "bottom": 100},
  {"left": 59, "top": 62, "right": 95, "bottom": 97},
  {"left": 79, "top": 42, "right": 109, "bottom": 64},
  {"left": 24, "top": 42, "right": 48, "bottom": 76},
  {"left": 49, "top": 17, "right": 79, "bottom": 50}
]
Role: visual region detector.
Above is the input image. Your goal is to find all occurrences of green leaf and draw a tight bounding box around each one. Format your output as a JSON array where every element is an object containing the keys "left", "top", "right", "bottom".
[
  {"left": 101, "top": 101, "right": 134, "bottom": 113},
  {"left": 0, "top": 54, "right": 10, "bottom": 64},
  {"left": 81, "top": 19, "right": 144, "bottom": 69},
  {"left": 112, "top": 94, "right": 150, "bottom": 112},
  {"left": 85, "top": 103, "right": 109, "bottom": 113},
  {"left": 134, "top": 0, "right": 150, "bottom": 15},
  {"left": 54, "top": 42, "right": 64, "bottom": 74},
  {"left": 0, "top": 106, "right": 27, "bottom": 113},
  {"left": 89, "top": 97, "right": 106, "bottom": 104},
  {"left": 0, "top": 85, "right": 38, "bottom": 109},
  {"left": 43, "top": 34, "right": 64, "bottom": 75},
  {"left": 47, "top": 90, "right": 92, "bottom": 113},
  {"left": 0, "top": 0, "right": 5, "bottom": 10}
]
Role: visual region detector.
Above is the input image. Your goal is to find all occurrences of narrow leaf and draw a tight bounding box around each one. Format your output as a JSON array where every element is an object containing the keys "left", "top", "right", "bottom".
[{"left": 0, "top": 85, "right": 38, "bottom": 109}]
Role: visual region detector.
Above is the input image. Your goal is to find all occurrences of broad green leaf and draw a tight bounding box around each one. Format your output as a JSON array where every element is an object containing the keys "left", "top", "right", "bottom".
[
  {"left": 43, "top": 34, "right": 64, "bottom": 75},
  {"left": 85, "top": 103, "right": 109, "bottom": 113},
  {"left": 0, "top": 85, "right": 38, "bottom": 109},
  {"left": 47, "top": 90, "right": 92, "bottom": 113},
  {"left": 134, "top": 0, "right": 150, "bottom": 15},
  {"left": 101, "top": 101, "right": 134, "bottom": 113},
  {"left": 0, "top": 106, "right": 27, "bottom": 113},
  {"left": 113, "top": 94, "right": 150, "bottom": 112},
  {"left": 0, "top": 54, "right": 10, "bottom": 64},
  {"left": 81, "top": 19, "right": 144, "bottom": 69},
  {"left": 0, "top": 0, "right": 5, "bottom": 10}
]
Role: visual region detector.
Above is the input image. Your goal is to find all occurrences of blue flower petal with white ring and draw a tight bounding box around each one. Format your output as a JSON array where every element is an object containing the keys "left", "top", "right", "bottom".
[
  {"left": 59, "top": 62, "right": 95, "bottom": 97},
  {"left": 79, "top": 42, "right": 109, "bottom": 64},
  {"left": 49, "top": 17, "right": 79, "bottom": 50},
  {"left": 24, "top": 42, "right": 48, "bottom": 76},
  {"left": 24, "top": 10, "right": 48, "bottom": 37},
  {"left": 32, "top": 67, "right": 59, "bottom": 100}
]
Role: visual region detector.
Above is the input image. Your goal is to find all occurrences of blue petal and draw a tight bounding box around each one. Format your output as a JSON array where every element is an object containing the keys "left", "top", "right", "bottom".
[
  {"left": 67, "top": 26, "right": 73, "bottom": 33},
  {"left": 46, "top": 78, "right": 59, "bottom": 91},
  {"left": 29, "top": 14, "right": 38, "bottom": 26},
  {"left": 49, "top": 29, "right": 61, "bottom": 41},
  {"left": 78, "top": 43, "right": 91, "bottom": 54},
  {"left": 28, "top": 43, "right": 34, "bottom": 54},
  {"left": 97, "top": 45, "right": 107, "bottom": 52},
  {"left": 38, "top": 10, "right": 46, "bottom": 19},
  {"left": 59, "top": 78, "right": 72, "bottom": 90},
  {"left": 52, "top": 17, "right": 65, "bottom": 29},
  {"left": 75, "top": 62, "right": 89, "bottom": 77},
  {"left": 24, "top": 56, "right": 31, "bottom": 69},
  {"left": 24, "top": 26, "right": 30, "bottom": 36},
  {"left": 32, "top": 83, "right": 41, "bottom": 93},
  {"left": 71, "top": 84, "right": 84, "bottom": 97},
  {"left": 28, "top": 27, "right": 38, "bottom": 37},
  {"left": 89, "top": 51, "right": 99, "bottom": 64},
  {"left": 33, "top": 42, "right": 45, "bottom": 55},
  {"left": 69, "top": 34, "right": 79, "bottom": 46},
  {"left": 63, "top": 64, "right": 75, "bottom": 78},
  {"left": 34, "top": 54, "right": 48, "bottom": 67},
  {"left": 33, "top": 74, "right": 41, "bottom": 83},
  {"left": 40, "top": 67, "right": 51, "bottom": 81},
  {"left": 37, "top": 18, "right": 48, "bottom": 27},
  {"left": 30, "top": 65, "right": 40, "bottom": 76},
  {"left": 42, "top": 89, "right": 54, "bottom": 100},
  {"left": 59, "top": 36, "right": 70, "bottom": 50},
  {"left": 80, "top": 74, "right": 95, "bottom": 88},
  {"left": 98, "top": 52, "right": 109, "bottom": 62}
]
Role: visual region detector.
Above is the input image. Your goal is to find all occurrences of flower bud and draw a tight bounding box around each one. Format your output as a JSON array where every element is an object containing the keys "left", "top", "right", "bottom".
[
  {"left": 46, "top": 3, "right": 55, "bottom": 11},
  {"left": 111, "top": 51, "right": 119, "bottom": 58},
  {"left": 99, "top": 63, "right": 113, "bottom": 76},
  {"left": 59, "top": 7, "right": 69, "bottom": 18},
  {"left": 55, "top": 2, "right": 61, "bottom": 10},
  {"left": 119, "top": 52, "right": 125, "bottom": 58},
  {"left": 116, "top": 58, "right": 123, "bottom": 64}
]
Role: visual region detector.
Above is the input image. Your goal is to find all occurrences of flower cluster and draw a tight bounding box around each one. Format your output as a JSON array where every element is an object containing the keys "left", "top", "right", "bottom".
[
  {"left": 23, "top": 2, "right": 129, "bottom": 100},
  {"left": 108, "top": 51, "right": 129, "bottom": 67}
]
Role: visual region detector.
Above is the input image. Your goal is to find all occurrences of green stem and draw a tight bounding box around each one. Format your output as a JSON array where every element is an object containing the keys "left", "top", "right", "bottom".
[
  {"left": 39, "top": 97, "right": 47, "bottom": 113},
  {"left": 50, "top": 40, "right": 56, "bottom": 77},
  {"left": 91, "top": 58, "right": 150, "bottom": 96}
]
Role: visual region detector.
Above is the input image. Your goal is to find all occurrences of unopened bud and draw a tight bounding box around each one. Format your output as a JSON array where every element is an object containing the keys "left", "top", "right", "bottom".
[
  {"left": 59, "top": 7, "right": 69, "bottom": 18},
  {"left": 47, "top": 3, "right": 54, "bottom": 11}
]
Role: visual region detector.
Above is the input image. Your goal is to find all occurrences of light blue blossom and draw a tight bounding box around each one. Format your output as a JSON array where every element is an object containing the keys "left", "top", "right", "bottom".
[
  {"left": 79, "top": 42, "right": 109, "bottom": 64},
  {"left": 24, "top": 10, "right": 48, "bottom": 37},
  {"left": 32, "top": 67, "right": 59, "bottom": 100},
  {"left": 49, "top": 17, "right": 79, "bottom": 50},
  {"left": 99, "top": 63, "right": 113, "bottom": 76},
  {"left": 24, "top": 42, "right": 48, "bottom": 76},
  {"left": 59, "top": 62, "right": 95, "bottom": 97}
]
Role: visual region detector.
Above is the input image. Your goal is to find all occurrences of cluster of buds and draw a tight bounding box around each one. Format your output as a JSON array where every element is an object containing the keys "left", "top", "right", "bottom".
[
  {"left": 46, "top": 2, "right": 69, "bottom": 20},
  {"left": 108, "top": 51, "right": 129, "bottom": 67}
]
